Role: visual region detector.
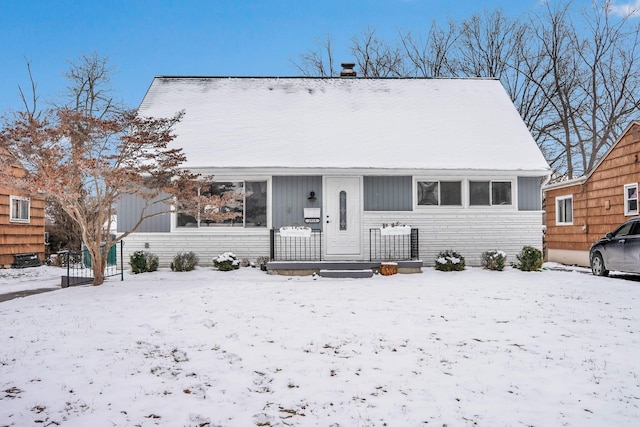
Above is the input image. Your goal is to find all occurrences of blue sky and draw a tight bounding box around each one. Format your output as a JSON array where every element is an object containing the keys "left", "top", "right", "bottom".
[{"left": 0, "top": 0, "right": 629, "bottom": 114}]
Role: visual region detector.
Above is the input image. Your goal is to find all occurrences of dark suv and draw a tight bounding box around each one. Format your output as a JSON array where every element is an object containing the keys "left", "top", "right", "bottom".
[{"left": 590, "top": 217, "right": 640, "bottom": 276}]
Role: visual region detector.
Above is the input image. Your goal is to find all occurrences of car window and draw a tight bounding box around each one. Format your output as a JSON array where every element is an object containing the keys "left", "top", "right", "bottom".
[
  {"left": 613, "top": 222, "right": 634, "bottom": 237},
  {"left": 629, "top": 222, "right": 640, "bottom": 236}
]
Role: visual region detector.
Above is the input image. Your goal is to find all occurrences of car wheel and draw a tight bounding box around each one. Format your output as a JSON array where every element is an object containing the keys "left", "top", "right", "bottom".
[{"left": 591, "top": 252, "right": 609, "bottom": 277}]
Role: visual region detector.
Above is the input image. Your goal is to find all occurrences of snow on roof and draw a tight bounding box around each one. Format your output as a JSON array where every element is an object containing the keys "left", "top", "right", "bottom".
[{"left": 137, "top": 77, "right": 550, "bottom": 173}]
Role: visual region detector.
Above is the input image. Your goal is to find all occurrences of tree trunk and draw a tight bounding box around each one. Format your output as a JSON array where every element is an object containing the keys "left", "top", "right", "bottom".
[{"left": 87, "top": 243, "right": 107, "bottom": 286}]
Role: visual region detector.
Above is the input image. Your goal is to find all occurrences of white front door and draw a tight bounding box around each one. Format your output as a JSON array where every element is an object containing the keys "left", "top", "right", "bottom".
[{"left": 325, "top": 176, "right": 362, "bottom": 258}]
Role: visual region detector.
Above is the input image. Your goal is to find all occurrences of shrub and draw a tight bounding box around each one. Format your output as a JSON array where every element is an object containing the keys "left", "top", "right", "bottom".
[
  {"left": 130, "top": 251, "right": 159, "bottom": 274},
  {"left": 171, "top": 252, "right": 199, "bottom": 272},
  {"left": 435, "top": 250, "right": 466, "bottom": 271},
  {"left": 513, "top": 246, "right": 543, "bottom": 271},
  {"left": 213, "top": 252, "right": 240, "bottom": 271},
  {"left": 481, "top": 250, "right": 507, "bottom": 271}
]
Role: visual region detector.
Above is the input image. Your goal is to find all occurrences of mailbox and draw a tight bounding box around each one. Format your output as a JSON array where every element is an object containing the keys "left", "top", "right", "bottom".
[{"left": 304, "top": 207, "right": 321, "bottom": 224}]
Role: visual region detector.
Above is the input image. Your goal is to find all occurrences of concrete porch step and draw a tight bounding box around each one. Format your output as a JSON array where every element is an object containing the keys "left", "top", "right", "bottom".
[
  {"left": 318, "top": 269, "right": 374, "bottom": 279},
  {"left": 267, "top": 260, "right": 423, "bottom": 276}
]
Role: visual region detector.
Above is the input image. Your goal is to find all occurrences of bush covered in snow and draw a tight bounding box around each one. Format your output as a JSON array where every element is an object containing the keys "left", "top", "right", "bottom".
[
  {"left": 513, "top": 246, "right": 543, "bottom": 272},
  {"left": 171, "top": 252, "right": 199, "bottom": 272},
  {"left": 213, "top": 252, "right": 240, "bottom": 271},
  {"left": 434, "top": 250, "right": 466, "bottom": 271},
  {"left": 129, "top": 251, "right": 159, "bottom": 274},
  {"left": 481, "top": 250, "right": 507, "bottom": 271}
]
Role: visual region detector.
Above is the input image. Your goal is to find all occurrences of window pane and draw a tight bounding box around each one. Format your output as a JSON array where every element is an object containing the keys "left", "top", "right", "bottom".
[
  {"left": 20, "top": 201, "right": 29, "bottom": 219},
  {"left": 11, "top": 199, "right": 19, "bottom": 218},
  {"left": 339, "top": 191, "right": 347, "bottom": 230},
  {"left": 557, "top": 198, "right": 572, "bottom": 223},
  {"left": 178, "top": 182, "right": 250, "bottom": 228},
  {"left": 203, "top": 182, "right": 244, "bottom": 226},
  {"left": 614, "top": 222, "right": 633, "bottom": 237},
  {"left": 492, "top": 182, "right": 512, "bottom": 205},
  {"left": 564, "top": 199, "right": 573, "bottom": 222},
  {"left": 626, "top": 184, "right": 639, "bottom": 215},
  {"left": 245, "top": 181, "right": 267, "bottom": 227},
  {"left": 557, "top": 200, "right": 565, "bottom": 222},
  {"left": 10, "top": 197, "right": 29, "bottom": 221},
  {"left": 177, "top": 212, "right": 198, "bottom": 227},
  {"left": 470, "top": 181, "right": 490, "bottom": 205},
  {"left": 440, "top": 181, "right": 461, "bottom": 205},
  {"left": 417, "top": 181, "right": 438, "bottom": 205}
]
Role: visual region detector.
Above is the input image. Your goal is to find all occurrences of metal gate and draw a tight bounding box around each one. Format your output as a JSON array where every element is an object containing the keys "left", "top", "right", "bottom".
[{"left": 60, "top": 241, "right": 124, "bottom": 287}]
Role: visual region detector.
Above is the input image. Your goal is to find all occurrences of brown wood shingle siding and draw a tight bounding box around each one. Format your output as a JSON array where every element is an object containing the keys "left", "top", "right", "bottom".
[
  {"left": 0, "top": 185, "right": 46, "bottom": 267},
  {"left": 545, "top": 122, "right": 640, "bottom": 253}
]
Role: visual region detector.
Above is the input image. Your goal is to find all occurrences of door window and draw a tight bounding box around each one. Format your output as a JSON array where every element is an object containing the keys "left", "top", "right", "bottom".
[{"left": 339, "top": 191, "right": 347, "bottom": 230}]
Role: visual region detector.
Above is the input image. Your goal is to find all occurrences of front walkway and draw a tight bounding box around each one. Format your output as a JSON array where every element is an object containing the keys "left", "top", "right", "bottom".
[{"left": 0, "top": 287, "right": 58, "bottom": 303}]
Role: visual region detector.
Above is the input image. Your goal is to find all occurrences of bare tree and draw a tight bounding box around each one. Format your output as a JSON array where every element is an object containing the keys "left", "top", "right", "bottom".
[
  {"left": 45, "top": 197, "right": 84, "bottom": 253},
  {"left": 63, "top": 52, "right": 120, "bottom": 117},
  {"left": 524, "top": 1, "right": 640, "bottom": 179},
  {"left": 293, "top": 35, "right": 337, "bottom": 77},
  {"left": 0, "top": 55, "right": 216, "bottom": 285},
  {"left": 400, "top": 20, "right": 459, "bottom": 77},
  {"left": 572, "top": 1, "right": 640, "bottom": 174},
  {"left": 522, "top": 2, "right": 581, "bottom": 178},
  {"left": 350, "top": 27, "right": 406, "bottom": 77},
  {"left": 295, "top": 1, "right": 640, "bottom": 180},
  {"left": 456, "top": 9, "right": 527, "bottom": 79},
  {"left": 453, "top": 9, "right": 563, "bottom": 170}
]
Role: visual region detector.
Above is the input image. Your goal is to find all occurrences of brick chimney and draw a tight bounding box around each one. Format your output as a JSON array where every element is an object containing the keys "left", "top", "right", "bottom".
[{"left": 340, "top": 62, "right": 357, "bottom": 77}]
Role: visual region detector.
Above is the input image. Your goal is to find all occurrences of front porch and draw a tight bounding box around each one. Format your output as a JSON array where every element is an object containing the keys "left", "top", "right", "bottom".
[
  {"left": 268, "top": 227, "right": 422, "bottom": 276},
  {"left": 266, "top": 259, "right": 424, "bottom": 277}
]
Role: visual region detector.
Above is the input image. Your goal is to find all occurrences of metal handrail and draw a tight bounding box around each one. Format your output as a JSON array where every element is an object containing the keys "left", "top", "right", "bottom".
[
  {"left": 369, "top": 228, "right": 419, "bottom": 261},
  {"left": 270, "top": 229, "right": 322, "bottom": 261}
]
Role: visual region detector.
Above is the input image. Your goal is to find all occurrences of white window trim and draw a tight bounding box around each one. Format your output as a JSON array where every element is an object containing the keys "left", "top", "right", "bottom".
[
  {"left": 624, "top": 183, "right": 638, "bottom": 216},
  {"left": 556, "top": 194, "right": 573, "bottom": 225},
  {"left": 9, "top": 195, "right": 30, "bottom": 223}
]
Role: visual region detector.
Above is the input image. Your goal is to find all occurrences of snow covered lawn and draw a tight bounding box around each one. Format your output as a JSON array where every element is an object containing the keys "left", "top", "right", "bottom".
[{"left": 1, "top": 265, "right": 639, "bottom": 426}]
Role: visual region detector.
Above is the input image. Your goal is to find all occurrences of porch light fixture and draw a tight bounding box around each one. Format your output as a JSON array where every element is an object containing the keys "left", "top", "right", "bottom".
[{"left": 307, "top": 191, "right": 317, "bottom": 202}]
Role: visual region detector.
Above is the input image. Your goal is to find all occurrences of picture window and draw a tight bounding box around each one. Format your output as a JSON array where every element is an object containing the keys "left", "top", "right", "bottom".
[{"left": 177, "top": 181, "right": 267, "bottom": 228}]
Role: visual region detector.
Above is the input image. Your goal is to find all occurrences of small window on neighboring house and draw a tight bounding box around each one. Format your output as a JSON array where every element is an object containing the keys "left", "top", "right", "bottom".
[
  {"left": 417, "top": 181, "right": 461, "bottom": 206},
  {"left": 556, "top": 195, "right": 573, "bottom": 225},
  {"left": 624, "top": 183, "right": 638, "bottom": 216},
  {"left": 10, "top": 196, "right": 30, "bottom": 223}
]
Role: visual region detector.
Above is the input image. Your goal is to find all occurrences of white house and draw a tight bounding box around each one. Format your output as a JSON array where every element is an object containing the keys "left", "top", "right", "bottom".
[{"left": 119, "top": 68, "right": 550, "bottom": 270}]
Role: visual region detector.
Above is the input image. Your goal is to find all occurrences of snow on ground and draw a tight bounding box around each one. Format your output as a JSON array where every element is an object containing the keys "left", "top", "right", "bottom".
[
  {"left": 0, "top": 266, "right": 61, "bottom": 294},
  {"left": 0, "top": 264, "right": 639, "bottom": 426}
]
